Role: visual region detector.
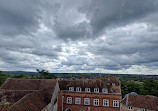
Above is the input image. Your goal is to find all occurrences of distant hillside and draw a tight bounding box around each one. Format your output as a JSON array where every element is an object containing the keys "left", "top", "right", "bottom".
[
  {"left": 2, "top": 71, "right": 158, "bottom": 80},
  {"left": 3, "top": 71, "right": 38, "bottom": 75}
]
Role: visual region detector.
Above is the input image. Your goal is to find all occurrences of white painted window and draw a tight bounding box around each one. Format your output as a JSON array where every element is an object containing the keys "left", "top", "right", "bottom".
[
  {"left": 76, "top": 87, "right": 81, "bottom": 92},
  {"left": 84, "top": 98, "right": 90, "bottom": 105},
  {"left": 94, "top": 88, "right": 99, "bottom": 93},
  {"left": 128, "top": 106, "right": 133, "bottom": 110},
  {"left": 67, "top": 97, "right": 72, "bottom": 104},
  {"left": 112, "top": 83, "right": 116, "bottom": 86},
  {"left": 93, "top": 99, "right": 99, "bottom": 106},
  {"left": 79, "top": 109, "right": 85, "bottom": 111},
  {"left": 113, "top": 100, "right": 119, "bottom": 107},
  {"left": 69, "top": 87, "right": 74, "bottom": 91},
  {"left": 103, "top": 99, "right": 109, "bottom": 107},
  {"left": 85, "top": 88, "right": 91, "bottom": 92},
  {"left": 75, "top": 97, "right": 81, "bottom": 105},
  {"left": 102, "top": 88, "right": 108, "bottom": 93}
]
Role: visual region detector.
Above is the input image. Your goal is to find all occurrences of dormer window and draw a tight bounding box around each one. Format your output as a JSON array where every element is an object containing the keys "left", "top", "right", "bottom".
[
  {"left": 128, "top": 106, "right": 133, "bottom": 110},
  {"left": 94, "top": 88, "right": 99, "bottom": 93},
  {"left": 112, "top": 83, "right": 116, "bottom": 86},
  {"left": 76, "top": 87, "right": 81, "bottom": 92},
  {"left": 85, "top": 88, "right": 90, "bottom": 92},
  {"left": 69, "top": 87, "right": 74, "bottom": 91},
  {"left": 102, "top": 88, "right": 108, "bottom": 93}
]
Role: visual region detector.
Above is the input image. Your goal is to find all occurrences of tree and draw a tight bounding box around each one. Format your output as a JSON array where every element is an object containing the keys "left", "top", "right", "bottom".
[
  {"left": 36, "top": 69, "right": 56, "bottom": 79},
  {"left": 142, "top": 79, "right": 158, "bottom": 96}
]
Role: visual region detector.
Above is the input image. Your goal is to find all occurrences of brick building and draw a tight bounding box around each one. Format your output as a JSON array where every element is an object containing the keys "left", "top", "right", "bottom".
[
  {"left": 58, "top": 76, "right": 122, "bottom": 111},
  {"left": 0, "top": 76, "right": 121, "bottom": 111},
  {"left": 120, "top": 92, "right": 158, "bottom": 111}
]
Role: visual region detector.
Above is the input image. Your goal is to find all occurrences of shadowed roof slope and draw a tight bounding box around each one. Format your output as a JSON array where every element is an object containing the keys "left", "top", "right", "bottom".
[{"left": 7, "top": 81, "right": 57, "bottom": 111}]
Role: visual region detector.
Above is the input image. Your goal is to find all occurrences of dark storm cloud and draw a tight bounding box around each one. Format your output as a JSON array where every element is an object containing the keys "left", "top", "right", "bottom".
[
  {"left": 0, "top": 0, "right": 41, "bottom": 36},
  {"left": 54, "top": 21, "right": 90, "bottom": 40},
  {"left": 80, "top": 0, "right": 158, "bottom": 35},
  {"left": 0, "top": 0, "right": 158, "bottom": 73}
]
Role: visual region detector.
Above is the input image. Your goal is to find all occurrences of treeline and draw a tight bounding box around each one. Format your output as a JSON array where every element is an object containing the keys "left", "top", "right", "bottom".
[
  {"left": 0, "top": 69, "right": 57, "bottom": 86},
  {"left": 121, "top": 78, "right": 158, "bottom": 97}
]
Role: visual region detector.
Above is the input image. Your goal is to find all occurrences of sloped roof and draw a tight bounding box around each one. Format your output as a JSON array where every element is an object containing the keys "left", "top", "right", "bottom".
[
  {"left": 0, "top": 90, "right": 34, "bottom": 104},
  {"left": 1, "top": 78, "right": 56, "bottom": 90},
  {"left": 7, "top": 81, "right": 57, "bottom": 111},
  {"left": 58, "top": 78, "right": 121, "bottom": 93},
  {"left": 121, "top": 93, "right": 158, "bottom": 110}
]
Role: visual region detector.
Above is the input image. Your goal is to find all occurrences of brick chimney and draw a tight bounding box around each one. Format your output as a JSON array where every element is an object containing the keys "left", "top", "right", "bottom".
[
  {"left": 108, "top": 75, "right": 111, "bottom": 80},
  {"left": 81, "top": 75, "right": 86, "bottom": 80}
]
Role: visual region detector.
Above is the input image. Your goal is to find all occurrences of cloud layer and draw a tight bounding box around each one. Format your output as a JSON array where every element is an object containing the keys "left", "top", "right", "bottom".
[{"left": 0, "top": 0, "right": 158, "bottom": 74}]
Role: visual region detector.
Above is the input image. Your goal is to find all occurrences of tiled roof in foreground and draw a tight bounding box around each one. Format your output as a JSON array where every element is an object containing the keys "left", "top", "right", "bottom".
[
  {"left": 0, "top": 78, "right": 57, "bottom": 111},
  {"left": 7, "top": 81, "right": 57, "bottom": 111},
  {"left": 121, "top": 93, "right": 158, "bottom": 110}
]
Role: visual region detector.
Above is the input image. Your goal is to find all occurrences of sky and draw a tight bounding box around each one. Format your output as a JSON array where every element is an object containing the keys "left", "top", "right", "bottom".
[{"left": 0, "top": 0, "right": 158, "bottom": 74}]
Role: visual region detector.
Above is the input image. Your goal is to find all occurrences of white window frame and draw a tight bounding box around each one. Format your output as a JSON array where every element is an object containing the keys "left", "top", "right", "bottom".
[
  {"left": 94, "top": 88, "right": 99, "bottom": 93},
  {"left": 69, "top": 87, "right": 74, "bottom": 91},
  {"left": 102, "top": 88, "right": 108, "bottom": 93},
  {"left": 112, "top": 83, "right": 116, "bottom": 86},
  {"left": 93, "top": 99, "right": 99, "bottom": 106},
  {"left": 103, "top": 99, "right": 109, "bottom": 107},
  {"left": 84, "top": 98, "right": 90, "bottom": 105},
  {"left": 128, "top": 106, "right": 133, "bottom": 110},
  {"left": 75, "top": 97, "right": 81, "bottom": 105},
  {"left": 76, "top": 87, "right": 82, "bottom": 92},
  {"left": 113, "top": 100, "right": 119, "bottom": 107},
  {"left": 142, "top": 109, "right": 148, "bottom": 111},
  {"left": 85, "top": 88, "right": 91, "bottom": 92},
  {"left": 67, "top": 97, "right": 72, "bottom": 104}
]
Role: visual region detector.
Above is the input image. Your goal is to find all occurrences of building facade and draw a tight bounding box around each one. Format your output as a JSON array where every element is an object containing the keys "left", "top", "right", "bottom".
[{"left": 58, "top": 76, "right": 122, "bottom": 111}]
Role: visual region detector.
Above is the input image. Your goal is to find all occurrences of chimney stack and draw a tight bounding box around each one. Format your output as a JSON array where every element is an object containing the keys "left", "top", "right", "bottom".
[
  {"left": 81, "top": 75, "right": 86, "bottom": 80},
  {"left": 108, "top": 75, "right": 111, "bottom": 80}
]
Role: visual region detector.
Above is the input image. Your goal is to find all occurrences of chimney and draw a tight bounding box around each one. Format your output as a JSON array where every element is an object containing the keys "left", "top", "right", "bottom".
[
  {"left": 108, "top": 75, "right": 111, "bottom": 80},
  {"left": 81, "top": 75, "right": 86, "bottom": 80}
]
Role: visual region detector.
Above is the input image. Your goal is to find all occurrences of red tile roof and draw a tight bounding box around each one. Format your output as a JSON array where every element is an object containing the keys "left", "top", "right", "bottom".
[
  {"left": 58, "top": 77, "right": 121, "bottom": 93},
  {"left": 0, "top": 90, "right": 34, "bottom": 104},
  {"left": 0, "top": 79, "right": 57, "bottom": 111},
  {"left": 1, "top": 78, "right": 56, "bottom": 90},
  {"left": 7, "top": 81, "right": 57, "bottom": 111},
  {"left": 121, "top": 93, "right": 158, "bottom": 110}
]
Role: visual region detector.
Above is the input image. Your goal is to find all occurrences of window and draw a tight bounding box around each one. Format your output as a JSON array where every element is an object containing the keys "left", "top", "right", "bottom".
[
  {"left": 69, "top": 87, "right": 74, "bottom": 91},
  {"left": 66, "top": 108, "right": 72, "bottom": 111},
  {"left": 103, "top": 99, "right": 109, "bottom": 107},
  {"left": 93, "top": 99, "right": 99, "bottom": 106},
  {"left": 142, "top": 109, "right": 148, "bottom": 111},
  {"left": 84, "top": 98, "right": 90, "bottom": 105},
  {"left": 94, "top": 88, "right": 99, "bottom": 93},
  {"left": 85, "top": 88, "right": 90, "bottom": 92},
  {"left": 67, "top": 97, "right": 72, "bottom": 104},
  {"left": 112, "top": 83, "right": 116, "bottom": 86},
  {"left": 75, "top": 98, "right": 81, "bottom": 105},
  {"left": 102, "top": 88, "right": 108, "bottom": 93},
  {"left": 128, "top": 106, "right": 133, "bottom": 110},
  {"left": 113, "top": 100, "right": 119, "bottom": 107},
  {"left": 79, "top": 110, "right": 85, "bottom": 111},
  {"left": 76, "top": 87, "right": 81, "bottom": 92}
]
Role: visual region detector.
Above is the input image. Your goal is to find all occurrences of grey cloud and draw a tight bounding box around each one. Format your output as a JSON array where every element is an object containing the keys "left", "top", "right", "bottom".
[
  {"left": 80, "top": 0, "right": 158, "bottom": 35},
  {"left": 54, "top": 21, "right": 90, "bottom": 40},
  {"left": 0, "top": 0, "right": 41, "bottom": 36}
]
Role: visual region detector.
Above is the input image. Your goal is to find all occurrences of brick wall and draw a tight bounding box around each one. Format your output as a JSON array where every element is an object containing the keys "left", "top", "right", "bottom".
[{"left": 58, "top": 92, "right": 121, "bottom": 111}]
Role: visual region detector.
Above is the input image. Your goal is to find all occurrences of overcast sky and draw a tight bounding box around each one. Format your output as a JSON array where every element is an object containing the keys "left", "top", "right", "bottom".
[{"left": 0, "top": 0, "right": 158, "bottom": 74}]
